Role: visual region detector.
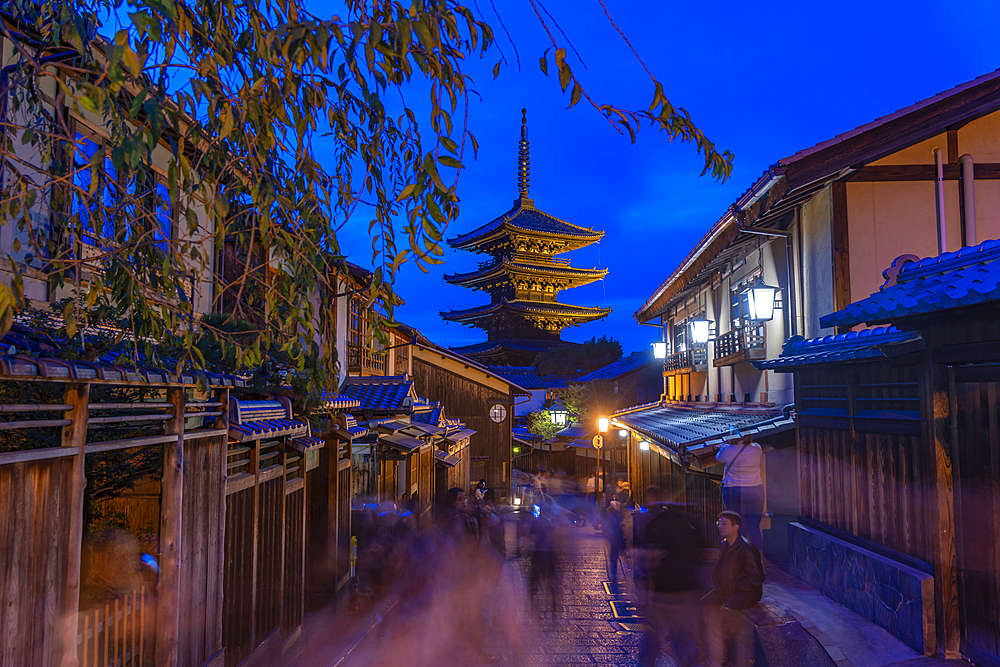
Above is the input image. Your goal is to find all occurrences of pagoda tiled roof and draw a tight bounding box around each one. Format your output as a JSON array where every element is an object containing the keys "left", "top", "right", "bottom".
[
  {"left": 444, "top": 259, "right": 607, "bottom": 286},
  {"left": 450, "top": 338, "right": 563, "bottom": 356},
  {"left": 821, "top": 238, "right": 1000, "bottom": 328},
  {"left": 576, "top": 350, "right": 656, "bottom": 382},
  {"left": 448, "top": 202, "right": 602, "bottom": 249},
  {"left": 441, "top": 299, "right": 611, "bottom": 323}
]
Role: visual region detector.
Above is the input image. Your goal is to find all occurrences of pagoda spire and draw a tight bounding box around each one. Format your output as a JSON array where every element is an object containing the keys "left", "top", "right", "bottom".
[{"left": 516, "top": 108, "right": 533, "bottom": 207}]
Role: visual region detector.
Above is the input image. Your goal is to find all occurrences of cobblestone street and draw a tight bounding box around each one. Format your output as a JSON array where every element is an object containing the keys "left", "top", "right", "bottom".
[
  {"left": 487, "top": 526, "right": 644, "bottom": 667},
  {"left": 338, "top": 524, "right": 654, "bottom": 667}
]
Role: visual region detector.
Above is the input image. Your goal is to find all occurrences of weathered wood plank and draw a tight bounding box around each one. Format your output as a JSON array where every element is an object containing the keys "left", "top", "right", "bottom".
[
  {"left": 62, "top": 382, "right": 89, "bottom": 667},
  {"left": 156, "top": 387, "right": 187, "bottom": 667}
]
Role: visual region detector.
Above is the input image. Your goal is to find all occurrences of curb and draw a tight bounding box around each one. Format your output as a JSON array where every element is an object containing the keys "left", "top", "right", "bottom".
[{"left": 322, "top": 598, "right": 400, "bottom": 667}]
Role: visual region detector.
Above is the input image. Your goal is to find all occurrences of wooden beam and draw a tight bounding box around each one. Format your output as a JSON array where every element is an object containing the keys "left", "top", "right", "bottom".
[
  {"left": 847, "top": 163, "right": 1000, "bottom": 181},
  {"left": 213, "top": 388, "right": 229, "bottom": 655},
  {"left": 947, "top": 129, "right": 959, "bottom": 164},
  {"left": 831, "top": 182, "right": 852, "bottom": 325},
  {"left": 922, "top": 339, "right": 958, "bottom": 658},
  {"left": 60, "top": 382, "right": 89, "bottom": 667},
  {"left": 156, "top": 387, "right": 187, "bottom": 667}
]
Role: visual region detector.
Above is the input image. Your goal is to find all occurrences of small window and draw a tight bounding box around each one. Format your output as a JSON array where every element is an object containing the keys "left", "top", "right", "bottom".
[
  {"left": 154, "top": 181, "right": 172, "bottom": 250},
  {"left": 73, "top": 135, "right": 100, "bottom": 245}
]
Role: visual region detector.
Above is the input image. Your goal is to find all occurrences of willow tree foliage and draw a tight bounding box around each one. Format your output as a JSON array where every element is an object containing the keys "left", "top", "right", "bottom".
[{"left": 0, "top": 0, "right": 732, "bottom": 391}]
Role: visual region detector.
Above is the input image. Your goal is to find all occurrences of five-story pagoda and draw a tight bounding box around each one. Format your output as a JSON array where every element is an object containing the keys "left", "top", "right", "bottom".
[{"left": 441, "top": 110, "right": 611, "bottom": 365}]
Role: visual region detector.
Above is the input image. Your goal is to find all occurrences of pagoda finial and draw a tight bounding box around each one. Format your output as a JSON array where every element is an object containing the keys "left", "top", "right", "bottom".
[{"left": 516, "top": 108, "right": 533, "bottom": 207}]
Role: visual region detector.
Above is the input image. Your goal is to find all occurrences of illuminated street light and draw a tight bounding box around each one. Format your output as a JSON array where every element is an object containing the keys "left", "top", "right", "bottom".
[
  {"left": 549, "top": 400, "right": 569, "bottom": 426},
  {"left": 598, "top": 417, "right": 610, "bottom": 433},
  {"left": 618, "top": 429, "right": 627, "bottom": 437},
  {"left": 652, "top": 341, "right": 667, "bottom": 359},
  {"left": 690, "top": 318, "right": 712, "bottom": 345},
  {"left": 639, "top": 441, "right": 650, "bottom": 451},
  {"left": 744, "top": 277, "right": 778, "bottom": 322}
]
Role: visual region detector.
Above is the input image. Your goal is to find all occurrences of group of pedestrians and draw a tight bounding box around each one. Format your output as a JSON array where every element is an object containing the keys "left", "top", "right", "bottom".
[{"left": 638, "top": 486, "right": 765, "bottom": 667}]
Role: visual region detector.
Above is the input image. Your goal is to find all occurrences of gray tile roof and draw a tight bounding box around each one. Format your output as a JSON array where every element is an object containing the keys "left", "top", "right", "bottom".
[
  {"left": 822, "top": 238, "right": 1000, "bottom": 328},
  {"left": 613, "top": 403, "right": 791, "bottom": 453},
  {"left": 576, "top": 351, "right": 655, "bottom": 382},
  {"left": 488, "top": 365, "right": 568, "bottom": 389}
]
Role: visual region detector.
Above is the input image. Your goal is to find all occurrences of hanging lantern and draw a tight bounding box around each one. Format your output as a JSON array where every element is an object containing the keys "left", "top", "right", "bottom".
[
  {"left": 744, "top": 277, "right": 778, "bottom": 322},
  {"left": 651, "top": 341, "right": 667, "bottom": 359},
  {"left": 689, "top": 318, "right": 712, "bottom": 345}
]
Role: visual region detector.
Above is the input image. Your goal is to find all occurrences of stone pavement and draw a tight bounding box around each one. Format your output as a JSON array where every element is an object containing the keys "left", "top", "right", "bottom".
[{"left": 486, "top": 525, "right": 645, "bottom": 667}]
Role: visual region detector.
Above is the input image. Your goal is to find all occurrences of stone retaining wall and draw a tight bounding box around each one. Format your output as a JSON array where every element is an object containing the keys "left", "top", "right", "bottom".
[{"left": 787, "top": 522, "right": 935, "bottom": 655}]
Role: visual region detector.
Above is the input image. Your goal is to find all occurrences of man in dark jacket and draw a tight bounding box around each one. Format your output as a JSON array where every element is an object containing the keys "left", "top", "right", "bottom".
[
  {"left": 640, "top": 486, "right": 702, "bottom": 667},
  {"left": 702, "top": 510, "right": 765, "bottom": 666}
]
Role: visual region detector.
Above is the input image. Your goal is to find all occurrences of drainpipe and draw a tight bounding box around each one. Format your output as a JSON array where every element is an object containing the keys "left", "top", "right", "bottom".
[
  {"left": 934, "top": 148, "right": 948, "bottom": 253},
  {"left": 960, "top": 154, "right": 977, "bottom": 246}
]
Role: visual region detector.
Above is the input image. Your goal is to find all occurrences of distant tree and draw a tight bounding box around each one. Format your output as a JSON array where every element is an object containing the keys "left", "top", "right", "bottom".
[
  {"left": 534, "top": 336, "right": 623, "bottom": 377},
  {"left": 526, "top": 408, "right": 562, "bottom": 440},
  {"left": 562, "top": 379, "right": 618, "bottom": 431}
]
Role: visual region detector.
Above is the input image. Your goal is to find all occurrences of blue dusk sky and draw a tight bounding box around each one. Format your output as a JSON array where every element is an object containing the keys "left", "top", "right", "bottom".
[{"left": 322, "top": 0, "right": 1000, "bottom": 357}]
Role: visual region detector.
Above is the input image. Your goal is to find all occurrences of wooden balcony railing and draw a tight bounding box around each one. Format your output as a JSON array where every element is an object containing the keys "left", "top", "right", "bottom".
[
  {"left": 713, "top": 325, "right": 766, "bottom": 367},
  {"left": 347, "top": 344, "right": 386, "bottom": 375},
  {"left": 663, "top": 347, "right": 708, "bottom": 376},
  {"left": 477, "top": 253, "right": 571, "bottom": 270}
]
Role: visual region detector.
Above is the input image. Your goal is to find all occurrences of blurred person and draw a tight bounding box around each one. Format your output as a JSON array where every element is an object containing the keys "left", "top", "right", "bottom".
[
  {"left": 716, "top": 428, "right": 765, "bottom": 552},
  {"left": 474, "top": 478, "right": 488, "bottom": 503},
  {"left": 701, "top": 510, "right": 765, "bottom": 667},
  {"left": 527, "top": 503, "right": 559, "bottom": 613},
  {"left": 604, "top": 490, "right": 628, "bottom": 592},
  {"left": 640, "top": 487, "right": 702, "bottom": 667}
]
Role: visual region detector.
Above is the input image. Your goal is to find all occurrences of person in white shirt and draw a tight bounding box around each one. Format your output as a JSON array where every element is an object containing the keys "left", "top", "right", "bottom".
[{"left": 715, "top": 428, "right": 765, "bottom": 552}]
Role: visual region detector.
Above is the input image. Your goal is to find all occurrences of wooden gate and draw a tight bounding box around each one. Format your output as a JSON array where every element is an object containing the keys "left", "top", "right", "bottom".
[{"left": 951, "top": 367, "right": 1000, "bottom": 666}]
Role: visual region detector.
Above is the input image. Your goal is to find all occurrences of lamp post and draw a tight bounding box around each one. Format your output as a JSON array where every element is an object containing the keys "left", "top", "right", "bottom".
[{"left": 596, "top": 416, "right": 609, "bottom": 531}]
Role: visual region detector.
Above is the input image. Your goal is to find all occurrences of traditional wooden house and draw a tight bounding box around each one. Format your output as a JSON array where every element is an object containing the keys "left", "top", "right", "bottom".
[
  {"left": 488, "top": 365, "right": 568, "bottom": 415},
  {"left": 410, "top": 400, "right": 475, "bottom": 503},
  {"left": 411, "top": 338, "right": 529, "bottom": 498},
  {"left": 441, "top": 110, "right": 610, "bottom": 366},
  {"left": 758, "top": 238, "right": 1000, "bottom": 663},
  {"left": 630, "top": 68, "right": 1000, "bottom": 562}
]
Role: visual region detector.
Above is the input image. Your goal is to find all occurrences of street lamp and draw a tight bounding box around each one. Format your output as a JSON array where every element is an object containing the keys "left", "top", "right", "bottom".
[
  {"left": 744, "top": 277, "right": 778, "bottom": 322},
  {"left": 651, "top": 341, "right": 667, "bottom": 359},
  {"left": 549, "top": 400, "right": 569, "bottom": 426},
  {"left": 689, "top": 318, "right": 713, "bottom": 345},
  {"left": 598, "top": 417, "right": 610, "bottom": 433}
]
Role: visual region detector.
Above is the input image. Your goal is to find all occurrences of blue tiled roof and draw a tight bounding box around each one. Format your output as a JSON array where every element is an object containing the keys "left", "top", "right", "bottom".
[
  {"left": 754, "top": 326, "right": 920, "bottom": 371},
  {"left": 448, "top": 204, "right": 602, "bottom": 248},
  {"left": 613, "top": 403, "right": 791, "bottom": 453},
  {"left": 412, "top": 401, "right": 444, "bottom": 426},
  {"left": 339, "top": 375, "right": 414, "bottom": 413},
  {"left": 488, "top": 365, "right": 567, "bottom": 389},
  {"left": 576, "top": 351, "right": 655, "bottom": 382},
  {"left": 822, "top": 238, "right": 1000, "bottom": 328}
]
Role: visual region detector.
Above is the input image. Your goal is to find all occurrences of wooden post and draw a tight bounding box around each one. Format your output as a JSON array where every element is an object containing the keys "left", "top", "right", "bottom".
[
  {"left": 923, "top": 338, "right": 958, "bottom": 658},
  {"left": 61, "top": 382, "right": 90, "bottom": 667},
  {"left": 214, "top": 388, "right": 229, "bottom": 654},
  {"left": 155, "top": 387, "right": 187, "bottom": 667}
]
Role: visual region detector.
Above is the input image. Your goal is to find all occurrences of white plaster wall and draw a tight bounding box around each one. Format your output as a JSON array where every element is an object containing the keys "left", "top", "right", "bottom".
[
  {"left": 800, "top": 186, "right": 835, "bottom": 339},
  {"left": 847, "top": 180, "right": 961, "bottom": 303}
]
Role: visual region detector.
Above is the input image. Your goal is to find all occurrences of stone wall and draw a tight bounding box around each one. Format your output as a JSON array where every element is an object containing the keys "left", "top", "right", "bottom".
[{"left": 787, "top": 522, "right": 935, "bottom": 655}]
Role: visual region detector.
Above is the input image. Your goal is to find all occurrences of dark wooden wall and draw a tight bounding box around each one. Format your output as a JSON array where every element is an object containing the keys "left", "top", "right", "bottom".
[
  {"left": 795, "top": 362, "right": 932, "bottom": 563},
  {"left": 615, "top": 364, "right": 664, "bottom": 410},
  {"left": 412, "top": 357, "right": 513, "bottom": 496},
  {"left": 0, "top": 457, "right": 76, "bottom": 665}
]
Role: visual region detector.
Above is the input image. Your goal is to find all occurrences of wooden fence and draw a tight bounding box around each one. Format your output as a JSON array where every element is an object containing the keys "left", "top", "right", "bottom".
[{"left": 77, "top": 587, "right": 151, "bottom": 667}]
